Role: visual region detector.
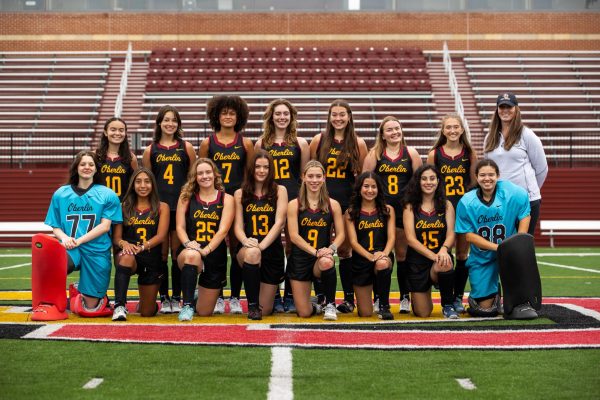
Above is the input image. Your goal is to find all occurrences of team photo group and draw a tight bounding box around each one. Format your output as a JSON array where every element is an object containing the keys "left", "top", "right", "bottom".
[{"left": 34, "top": 91, "right": 548, "bottom": 323}]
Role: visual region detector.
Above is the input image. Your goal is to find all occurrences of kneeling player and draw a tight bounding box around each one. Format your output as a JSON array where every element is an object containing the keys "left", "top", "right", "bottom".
[
  {"left": 32, "top": 151, "right": 122, "bottom": 320},
  {"left": 455, "top": 160, "right": 537, "bottom": 319},
  {"left": 403, "top": 165, "right": 457, "bottom": 319},
  {"left": 345, "top": 172, "right": 395, "bottom": 320},
  {"left": 111, "top": 168, "right": 169, "bottom": 321}
]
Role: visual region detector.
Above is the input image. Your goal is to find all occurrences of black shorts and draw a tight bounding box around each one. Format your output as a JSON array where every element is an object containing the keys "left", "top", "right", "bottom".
[
  {"left": 236, "top": 241, "right": 285, "bottom": 285},
  {"left": 168, "top": 210, "right": 177, "bottom": 231},
  {"left": 177, "top": 243, "right": 228, "bottom": 290},
  {"left": 352, "top": 253, "right": 395, "bottom": 287},
  {"left": 287, "top": 250, "right": 317, "bottom": 282},
  {"left": 406, "top": 261, "right": 434, "bottom": 293},
  {"left": 135, "top": 251, "right": 164, "bottom": 285}
]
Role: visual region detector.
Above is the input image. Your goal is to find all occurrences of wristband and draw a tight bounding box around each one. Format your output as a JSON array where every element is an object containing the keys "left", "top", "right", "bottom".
[
  {"left": 207, "top": 243, "right": 212, "bottom": 253},
  {"left": 118, "top": 240, "right": 126, "bottom": 249},
  {"left": 184, "top": 240, "right": 193, "bottom": 247}
]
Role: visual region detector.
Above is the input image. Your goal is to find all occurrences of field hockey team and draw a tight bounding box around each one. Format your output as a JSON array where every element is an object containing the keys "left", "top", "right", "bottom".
[{"left": 50, "top": 92, "right": 543, "bottom": 322}]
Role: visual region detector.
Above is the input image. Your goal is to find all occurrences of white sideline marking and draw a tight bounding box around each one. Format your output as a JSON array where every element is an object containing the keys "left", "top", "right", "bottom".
[
  {"left": 0, "top": 262, "right": 31, "bottom": 271},
  {"left": 0, "top": 254, "right": 31, "bottom": 258},
  {"left": 268, "top": 347, "right": 293, "bottom": 400},
  {"left": 538, "top": 261, "right": 600, "bottom": 274},
  {"left": 537, "top": 253, "right": 600, "bottom": 257},
  {"left": 22, "top": 324, "right": 64, "bottom": 339},
  {"left": 456, "top": 378, "right": 477, "bottom": 390},
  {"left": 82, "top": 378, "right": 104, "bottom": 389},
  {"left": 559, "top": 304, "right": 600, "bottom": 322},
  {"left": 5, "top": 306, "right": 31, "bottom": 313}
]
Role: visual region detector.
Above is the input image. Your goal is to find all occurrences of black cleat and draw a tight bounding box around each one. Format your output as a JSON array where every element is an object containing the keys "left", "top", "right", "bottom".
[
  {"left": 378, "top": 305, "right": 394, "bottom": 320},
  {"left": 504, "top": 302, "right": 538, "bottom": 320}
]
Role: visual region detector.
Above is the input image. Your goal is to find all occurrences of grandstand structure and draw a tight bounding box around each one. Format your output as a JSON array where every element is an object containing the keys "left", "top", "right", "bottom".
[{"left": 0, "top": 46, "right": 599, "bottom": 245}]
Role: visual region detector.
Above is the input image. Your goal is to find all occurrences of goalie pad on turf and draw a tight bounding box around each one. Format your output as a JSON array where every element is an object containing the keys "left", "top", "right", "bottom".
[{"left": 31, "top": 234, "right": 68, "bottom": 321}]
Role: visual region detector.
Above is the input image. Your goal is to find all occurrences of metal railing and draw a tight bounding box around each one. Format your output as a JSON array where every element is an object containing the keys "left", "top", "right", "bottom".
[
  {"left": 442, "top": 41, "right": 471, "bottom": 138},
  {"left": 114, "top": 43, "right": 132, "bottom": 118}
]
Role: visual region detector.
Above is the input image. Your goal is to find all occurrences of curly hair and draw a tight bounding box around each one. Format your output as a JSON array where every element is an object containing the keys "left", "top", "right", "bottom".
[
  {"left": 403, "top": 165, "right": 447, "bottom": 214},
  {"left": 96, "top": 117, "right": 133, "bottom": 165},
  {"left": 153, "top": 105, "right": 183, "bottom": 143},
  {"left": 121, "top": 168, "right": 161, "bottom": 220},
  {"left": 261, "top": 98, "right": 299, "bottom": 147},
  {"left": 316, "top": 99, "right": 361, "bottom": 175},
  {"left": 206, "top": 95, "right": 249, "bottom": 133},
  {"left": 180, "top": 158, "right": 224, "bottom": 201},
  {"left": 67, "top": 150, "right": 101, "bottom": 186},
  {"left": 430, "top": 113, "right": 474, "bottom": 156},
  {"left": 241, "top": 149, "right": 278, "bottom": 208},
  {"left": 347, "top": 171, "right": 389, "bottom": 223}
]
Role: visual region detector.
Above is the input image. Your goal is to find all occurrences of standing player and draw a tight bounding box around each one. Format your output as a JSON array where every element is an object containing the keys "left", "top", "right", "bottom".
[
  {"left": 198, "top": 95, "right": 254, "bottom": 315},
  {"left": 287, "top": 160, "right": 345, "bottom": 321},
  {"left": 455, "top": 159, "right": 533, "bottom": 318},
  {"left": 484, "top": 92, "right": 547, "bottom": 236},
  {"left": 233, "top": 150, "right": 288, "bottom": 320},
  {"left": 111, "top": 168, "right": 170, "bottom": 321},
  {"left": 255, "top": 98, "right": 309, "bottom": 313},
  {"left": 363, "top": 116, "right": 422, "bottom": 314},
  {"left": 310, "top": 99, "right": 368, "bottom": 313},
  {"left": 37, "top": 151, "right": 122, "bottom": 317},
  {"left": 403, "top": 165, "right": 457, "bottom": 318},
  {"left": 175, "top": 158, "right": 235, "bottom": 321},
  {"left": 344, "top": 172, "right": 395, "bottom": 320},
  {"left": 95, "top": 117, "right": 138, "bottom": 201},
  {"left": 142, "top": 105, "right": 196, "bottom": 314},
  {"left": 427, "top": 113, "right": 477, "bottom": 313}
]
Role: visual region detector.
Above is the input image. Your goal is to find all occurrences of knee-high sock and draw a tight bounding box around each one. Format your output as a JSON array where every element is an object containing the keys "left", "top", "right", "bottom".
[
  {"left": 397, "top": 260, "right": 409, "bottom": 300},
  {"left": 181, "top": 264, "right": 198, "bottom": 306},
  {"left": 313, "top": 277, "right": 324, "bottom": 302},
  {"left": 338, "top": 257, "right": 354, "bottom": 303},
  {"left": 171, "top": 259, "right": 181, "bottom": 300},
  {"left": 230, "top": 255, "right": 243, "bottom": 299},
  {"left": 159, "top": 259, "right": 169, "bottom": 299},
  {"left": 320, "top": 268, "right": 337, "bottom": 305},
  {"left": 376, "top": 267, "right": 392, "bottom": 307},
  {"left": 454, "top": 259, "right": 468, "bottom": 299},
  {"left": 438, "top": 270, "right": 455, "bottom": 307},
  {"left": 114, "top": 265, "right": 132, "bottom": 307},
  {"left": 242, "top": 263, "right": 261, "bottom": 306},
  {"left": 284, "top": 275, "right": 293, "bottom": 299}
]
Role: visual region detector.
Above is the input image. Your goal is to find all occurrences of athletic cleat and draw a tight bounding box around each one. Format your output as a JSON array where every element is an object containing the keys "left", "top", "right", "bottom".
[
  {"left": 453, "top": 297, "right": 465, "bottom": 313},
  {"left": 213, "top": 297, "right": 225, "bottom": 314},
  {"left": 178, "top": 304, "right": 194, "bottom": 321},
  {"left": 311, "top": 302, "right": 323, "bottom": 315},
  {"left": 442, "top": 305, "right": 459, "bottom": 319},
  {"left": 378, "top": 304, "right": 394, "bottom": 320},
  {"left": 336, "top": 300, "right": 355, "bottom": 314},
  {"left": 273, "top": 298, "right": 285, "bottom": 313},
  {"left": 373, "top": 298, "right": 380, "bottom": 314},
  {"left": 111, "top": 305, "right": 128, "bottom": 321},
  {"left": 399, "top": 297, "right": 410, "bottom": 314},
  {"left": 170, "top": 299, "right": 182, "bottom": 313},
  {"left": 504, "top": 302, "right": 538, "bottom": 320},
  {"left": 283, "top": 297, "right": 296, "bottom": 313},
  {"left": 323, "top": 303, "right": 338, "bottom": 321},
  {"left": 160, "top": 299, "right": 172, "bottom": 314},
  {"left": 247, "top": 304, "right": 263, "bottom": 320},
  {"left": 229, "top": 297, "right": 243, "bottom": 314}
]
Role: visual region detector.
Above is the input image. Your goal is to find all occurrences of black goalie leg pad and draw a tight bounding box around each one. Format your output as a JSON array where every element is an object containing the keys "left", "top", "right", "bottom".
[{"left": 497, "top": 233, "right": 542, "bottom": 316}]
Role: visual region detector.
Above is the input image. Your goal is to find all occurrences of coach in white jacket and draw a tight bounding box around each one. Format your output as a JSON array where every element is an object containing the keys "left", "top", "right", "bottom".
[{"left": 483, "top": 92, "right": 548, "bottom": 236}]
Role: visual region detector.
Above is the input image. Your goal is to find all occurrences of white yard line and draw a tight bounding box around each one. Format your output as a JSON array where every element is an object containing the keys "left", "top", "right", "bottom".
[
  {"left": 456, "top": 378, "right": 477, "bottom": 390},
  {"left": 0, "top": 262, "right": 31, "bottom": 271},
  {"left": 267, "top": 347, "right": 293, "bottom": 400},
  {"left": 0, "top": 254, "right": 30, "bottom": 258},
  {"left": 537, "top": 253, "right": 600, "bottom": 257},
  {"left": 82, "top": 378, "right": 104, "bottom": 389},
  {"left": 558, "top": 304, "right": 600, "bottom": 322},
  {"left": 538, "top": 261, "right": 600, "bottom": 274}
]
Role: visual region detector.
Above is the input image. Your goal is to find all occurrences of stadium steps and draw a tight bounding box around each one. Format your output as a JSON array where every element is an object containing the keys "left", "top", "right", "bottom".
[{"left": 428, "top": 58, "right": 485, "bottom": 154}]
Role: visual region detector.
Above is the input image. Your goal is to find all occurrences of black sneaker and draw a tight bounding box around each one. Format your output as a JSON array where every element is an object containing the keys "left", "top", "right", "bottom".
[
  {"left": 378, "top": 305, "right": 394, "bottom": 320},
  {"left": 336, "top": 300, "right": 355, "bottom": 313},
  {"left": 247, "top": 304, "right": 262, "bottom": 321},
  {"left": 504, "top": 303, "right": 538, "bottom": 320}
]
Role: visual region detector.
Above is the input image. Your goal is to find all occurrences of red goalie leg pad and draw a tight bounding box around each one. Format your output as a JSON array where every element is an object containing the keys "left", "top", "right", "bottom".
[
  {"left": 31, "top": 234, "right": 68, "bottom": 321},
  {"left": 71, "top": 294, "right": 113, "bottom": 317}
]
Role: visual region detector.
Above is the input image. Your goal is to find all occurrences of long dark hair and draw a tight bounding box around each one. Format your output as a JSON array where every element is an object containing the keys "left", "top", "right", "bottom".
[
  {"left": 484, "top": 106, "right": 524, "bottom": 153},
  {"left": 206, "top": 95, "right": 249, "bottom": 133},
  {"left": 241, "top": 150, "right": 278, "bottom": 207},
  {"left": 317, "top": 99, "right": 361, "bottom": 175},
  {"left": 403, "top": 165, "right": 446, "bottom": 214},
  {"left": 347, "top": 171, "right": 389, "bottom": 223},
  {"left": 96, "top": 117, "right": 133, "bottom": 165},
  {"left": 153, "top": 105, "right": 183, "bottom": 143},
  {"left": 67, "top": 150, "right": 101, "bottom": 186},
  {"left": 121, "top": 168, "right": 161, "bottom": 220}
]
